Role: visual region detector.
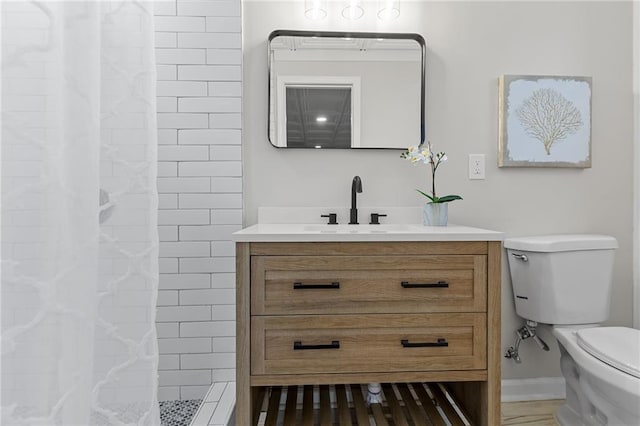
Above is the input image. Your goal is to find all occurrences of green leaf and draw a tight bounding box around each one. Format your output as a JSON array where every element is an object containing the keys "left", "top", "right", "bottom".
[
  {"left": 415, "top": 189, "right": 434, "bottom": 202},
  {"left": 434, "top": 195, "right": 463, "bottom": 203}
]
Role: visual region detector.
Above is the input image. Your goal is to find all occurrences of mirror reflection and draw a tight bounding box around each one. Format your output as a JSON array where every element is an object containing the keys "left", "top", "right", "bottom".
[
  {"left": 286, "top": 86, "right": 352, "bottom": 148},
  {"left": 268, "top": 30, "right": 425, "bottom": 149}
]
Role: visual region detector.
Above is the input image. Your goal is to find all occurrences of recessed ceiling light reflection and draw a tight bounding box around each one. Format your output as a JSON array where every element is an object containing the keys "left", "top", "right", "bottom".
[
  {"left": 316, "top": 116, "right": 327, "bottom": 122},
  {"left": 315, "top": 145, "right": 322, "bottom": 149}
]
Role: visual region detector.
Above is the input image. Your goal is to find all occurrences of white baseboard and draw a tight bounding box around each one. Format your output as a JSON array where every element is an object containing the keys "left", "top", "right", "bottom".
[{"left": 501, "top": 377, "right": 566, "bottom": 402}]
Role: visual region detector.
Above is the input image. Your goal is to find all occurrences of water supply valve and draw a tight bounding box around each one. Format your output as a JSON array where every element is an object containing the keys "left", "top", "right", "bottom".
[{"left": 504, "top": 321, "right": 549, "bottom": 363}]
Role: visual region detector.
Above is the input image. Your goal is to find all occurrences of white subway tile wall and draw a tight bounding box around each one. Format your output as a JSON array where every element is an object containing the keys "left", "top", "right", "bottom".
[{"left": 155, "top": 0, "right": 241, "bottom": 401}]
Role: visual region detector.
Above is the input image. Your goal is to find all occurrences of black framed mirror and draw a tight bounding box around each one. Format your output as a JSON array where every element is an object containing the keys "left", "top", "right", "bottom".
[{"left": 268, "top": 30, "right": 426, "bottom": 149}]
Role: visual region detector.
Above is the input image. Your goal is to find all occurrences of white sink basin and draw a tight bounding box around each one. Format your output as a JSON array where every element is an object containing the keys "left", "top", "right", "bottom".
[{"left": 302, "top": 224, "right": 416, "bottom": 234}]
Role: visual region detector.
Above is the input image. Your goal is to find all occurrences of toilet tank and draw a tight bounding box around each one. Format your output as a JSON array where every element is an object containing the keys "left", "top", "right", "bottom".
[{"left": 504, "top": 234, "right": 618, "bottom": 326}]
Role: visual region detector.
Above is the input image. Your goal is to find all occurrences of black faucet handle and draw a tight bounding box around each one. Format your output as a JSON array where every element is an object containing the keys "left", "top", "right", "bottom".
[
  {"left": 321, "top": 213, "right": 338, "bottom": 225},
  {"left": 369, "top": 213, "right": 387, "bottom": 225}
]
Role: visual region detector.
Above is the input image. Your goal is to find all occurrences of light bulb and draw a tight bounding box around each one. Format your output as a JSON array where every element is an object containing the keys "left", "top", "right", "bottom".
[
  {"left": 305, "top": 0, "right": 327, "bottom": 20},
  {"left": 377, "top": 0, "right": 400, "bottom": 20},
  {"left": 342, "top": 0, "right": 364, "bottom": 20}
]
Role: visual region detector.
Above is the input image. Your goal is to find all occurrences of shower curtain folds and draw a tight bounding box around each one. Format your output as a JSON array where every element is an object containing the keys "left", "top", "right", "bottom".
[{"left": 1, "top": 1, "right": 160, "bottom": 424}]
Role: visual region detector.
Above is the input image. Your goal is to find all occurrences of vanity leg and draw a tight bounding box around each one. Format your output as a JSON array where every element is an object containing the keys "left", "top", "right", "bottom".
[
  {"left": 487, "top": 241, "right": 502, "bottom": 425},
  {"left": 236, "top": 243, "right": 252, "bottom": 425}
]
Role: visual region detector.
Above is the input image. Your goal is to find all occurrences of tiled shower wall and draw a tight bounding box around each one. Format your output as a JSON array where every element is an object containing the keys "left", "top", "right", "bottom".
[{"left": 154, "top": 0, "right": 242, "bottom": 401}]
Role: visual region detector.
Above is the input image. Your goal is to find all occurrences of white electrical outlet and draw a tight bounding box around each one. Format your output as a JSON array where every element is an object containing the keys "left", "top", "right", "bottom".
[{"left": 468, "top": 154, "right": 485, "bottom": 180}]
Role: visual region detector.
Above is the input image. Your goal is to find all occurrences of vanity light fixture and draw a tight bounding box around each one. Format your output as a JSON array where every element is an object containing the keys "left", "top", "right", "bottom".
[
  {"left": 377, "top": 0, "right": 400, "bottom": 20},
  {"left": 342, "top": 0, "right": 364, "bottom": 20},
  {"left": 304, "top": 0, "right": 327, "bottom": 20},
  {"left": 305, "top": 1, "right": 400, "bottom": 21}
]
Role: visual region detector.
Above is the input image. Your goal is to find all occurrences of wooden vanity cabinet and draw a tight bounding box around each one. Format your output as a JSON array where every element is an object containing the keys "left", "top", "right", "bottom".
[{"left": 236, "top": 241, "right": 502, "bottom": 425}]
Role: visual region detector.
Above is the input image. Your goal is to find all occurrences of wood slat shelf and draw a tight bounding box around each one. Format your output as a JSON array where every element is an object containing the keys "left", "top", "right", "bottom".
[{"left": 253, "top": 382, "right": 470, "bottom": 426}]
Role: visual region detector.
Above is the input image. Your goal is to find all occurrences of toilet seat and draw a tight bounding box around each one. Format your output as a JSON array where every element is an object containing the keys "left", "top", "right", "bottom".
[{"left": 576, "top": 327, "right": 640, "bottom": 378}]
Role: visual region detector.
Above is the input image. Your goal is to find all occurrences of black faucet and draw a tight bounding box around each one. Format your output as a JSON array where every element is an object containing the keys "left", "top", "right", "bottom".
[{"left": 349, "top": 176, "right": 363, "bottom": 224}]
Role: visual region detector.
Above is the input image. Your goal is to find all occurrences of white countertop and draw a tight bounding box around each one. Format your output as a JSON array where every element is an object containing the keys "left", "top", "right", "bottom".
[
  {"left": 233, "top": 223, "right": 504, "bottom": 242},
  {"left": 233, "top": 207, "right": 503, "bottom": 242}
]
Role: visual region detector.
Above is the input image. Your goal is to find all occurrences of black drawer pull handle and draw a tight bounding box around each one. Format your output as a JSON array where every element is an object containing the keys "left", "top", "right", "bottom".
[
  {"left": 401, "top": 338, "right": 448, "bottom": 348},
  {"left": 293, "top": 340, "right": 340, "bottom": 350},
  {"left": 293, "top": 282, "right": 340, "bottom": 290},
  {"left": 401, "top": 280, "right": 449, "bottom": 288}
]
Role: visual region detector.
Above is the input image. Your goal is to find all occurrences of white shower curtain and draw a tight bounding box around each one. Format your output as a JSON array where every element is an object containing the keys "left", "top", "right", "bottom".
[{"left": 1, "top": 1, "right": 160, "bottom": 425}]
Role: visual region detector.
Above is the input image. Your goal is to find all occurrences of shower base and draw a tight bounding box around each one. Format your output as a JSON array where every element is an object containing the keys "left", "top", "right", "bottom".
[{"left": 188, "top": 381, "right": 236, "bottom": 426}]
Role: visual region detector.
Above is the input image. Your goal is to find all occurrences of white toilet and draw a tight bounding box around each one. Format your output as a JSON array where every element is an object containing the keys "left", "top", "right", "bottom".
[{"left": 504, "top": 234, "right": 640, "bottom": 426}]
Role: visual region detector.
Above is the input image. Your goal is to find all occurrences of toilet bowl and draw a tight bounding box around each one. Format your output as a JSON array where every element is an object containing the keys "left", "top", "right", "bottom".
[
  {"left": 553, "top": 326, "right": 640, "bottom": 425},
  {"left": 504, "top": 234, "right": 640, "bottom": 425}
]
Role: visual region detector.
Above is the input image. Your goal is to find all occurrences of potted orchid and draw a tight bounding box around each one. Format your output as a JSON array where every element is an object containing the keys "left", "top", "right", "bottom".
[{"left": 401, "top": 142, "right": 462, "bottom": 226}]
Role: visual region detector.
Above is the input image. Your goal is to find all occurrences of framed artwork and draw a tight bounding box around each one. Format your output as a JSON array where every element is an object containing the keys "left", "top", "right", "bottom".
[{"left": 498, "top": 75, "right": 592, "bottom": 168}]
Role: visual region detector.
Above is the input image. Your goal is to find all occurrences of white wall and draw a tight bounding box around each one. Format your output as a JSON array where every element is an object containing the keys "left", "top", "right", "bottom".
[
  {"left": 243, "top": 1, "right": 634, "bottom": 382},
  {"left": 154, "top": 0, "right": 242, "bottom": 401}
]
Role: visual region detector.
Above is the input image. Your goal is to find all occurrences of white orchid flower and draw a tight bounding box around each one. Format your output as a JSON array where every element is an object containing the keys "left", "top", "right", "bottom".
[{"left": 400, "top": 142, "right": 462, "bottom": 204}]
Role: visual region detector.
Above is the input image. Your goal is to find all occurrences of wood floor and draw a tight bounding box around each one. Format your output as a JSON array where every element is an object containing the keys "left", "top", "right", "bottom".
[{"left": 502, "top": 400, "right": 564, "bottom": 425}]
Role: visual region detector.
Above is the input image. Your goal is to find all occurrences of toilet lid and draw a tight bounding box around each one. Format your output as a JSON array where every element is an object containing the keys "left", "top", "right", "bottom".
[{"left": 576, "top": 327, "right": 640, "bottom": 378}]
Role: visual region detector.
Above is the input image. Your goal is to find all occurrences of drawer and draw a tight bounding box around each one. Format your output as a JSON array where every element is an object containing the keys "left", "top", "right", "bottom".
[
  {"left": 251, "top": 255, "right": 486, "bottom": 315},
  {"left": 250, "top": 313, "right": 486, "bottom": 375}
]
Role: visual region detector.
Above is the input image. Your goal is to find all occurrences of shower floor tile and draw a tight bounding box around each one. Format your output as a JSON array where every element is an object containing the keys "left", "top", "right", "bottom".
[{"left": 160, "top": 399, "right": 202, "bottom": 426}]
